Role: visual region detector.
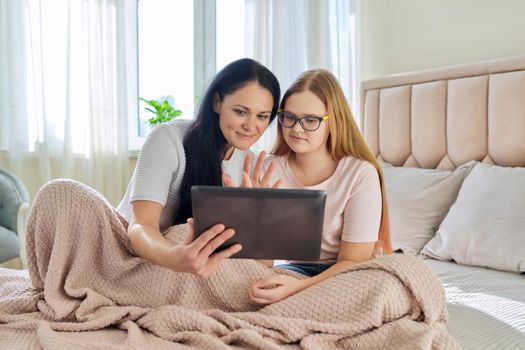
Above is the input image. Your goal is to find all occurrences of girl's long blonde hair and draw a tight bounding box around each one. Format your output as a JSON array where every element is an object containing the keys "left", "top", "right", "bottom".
[{"left": 273, "top": 69, "right": 392, "bottom": 256}]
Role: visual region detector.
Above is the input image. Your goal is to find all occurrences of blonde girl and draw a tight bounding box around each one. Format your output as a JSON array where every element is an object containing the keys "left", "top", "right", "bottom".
[{"left": 247, "top": 69, "right": 392, "bottom": 305}]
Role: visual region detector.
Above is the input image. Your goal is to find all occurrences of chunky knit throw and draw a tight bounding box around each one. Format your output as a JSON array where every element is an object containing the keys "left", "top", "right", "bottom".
[{"left": 0, "top": 179, "right": 458, "bottom": 349}]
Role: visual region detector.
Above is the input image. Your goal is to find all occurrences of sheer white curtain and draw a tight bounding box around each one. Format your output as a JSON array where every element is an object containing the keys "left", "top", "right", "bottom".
[
  {"left": 245, "top": 0, "right": 357, "bottom": 152},
  {"left": 0, "top": 0, "right": 136, "bottom": 206}
]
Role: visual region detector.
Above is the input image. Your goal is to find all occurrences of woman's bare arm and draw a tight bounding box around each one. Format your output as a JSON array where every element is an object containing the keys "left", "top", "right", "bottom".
[{"left": 127, "top": 200, "right": 242, "bottom": 277}]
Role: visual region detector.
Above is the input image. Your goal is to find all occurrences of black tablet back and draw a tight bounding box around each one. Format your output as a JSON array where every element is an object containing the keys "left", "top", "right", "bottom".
[{"left": 191, "top": 186, "right": 326, "bottom": 260}]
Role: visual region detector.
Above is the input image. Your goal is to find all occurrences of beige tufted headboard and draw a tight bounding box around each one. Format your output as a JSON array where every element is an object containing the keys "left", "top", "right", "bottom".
[{"left": 361, "top": 55, "right": 525, "bottom": 170}]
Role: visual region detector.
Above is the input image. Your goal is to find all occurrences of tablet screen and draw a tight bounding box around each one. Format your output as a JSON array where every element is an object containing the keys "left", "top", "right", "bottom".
[{"left": 191, "top": 186, "right": 326, "bottom": 260}]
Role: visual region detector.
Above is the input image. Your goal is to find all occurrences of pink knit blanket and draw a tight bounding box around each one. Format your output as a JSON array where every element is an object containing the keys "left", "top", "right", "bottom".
[{"left": 0, "top": 179, "right": 458, "bottom": 349}]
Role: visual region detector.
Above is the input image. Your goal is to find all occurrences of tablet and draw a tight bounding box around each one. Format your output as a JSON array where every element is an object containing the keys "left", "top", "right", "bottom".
[{"left": 191, "top": 186, "right": 326, "bottom": 260}]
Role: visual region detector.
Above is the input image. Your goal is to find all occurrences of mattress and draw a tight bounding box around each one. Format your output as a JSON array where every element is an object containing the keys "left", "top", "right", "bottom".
[{"left": 424, "top": 258, "right": 525, "bottom": 349}]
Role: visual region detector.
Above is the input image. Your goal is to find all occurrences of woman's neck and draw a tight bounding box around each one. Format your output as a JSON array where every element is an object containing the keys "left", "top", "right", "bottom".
[
  {"left": 289, "top": 149, "right": 339, "bottom": 186},
  {"left": 223, "top": 146, "right": 234, "bottom": 160}
]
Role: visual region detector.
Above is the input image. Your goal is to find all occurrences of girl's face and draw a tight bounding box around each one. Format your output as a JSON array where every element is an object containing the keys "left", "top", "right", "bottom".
[
  {"left": 214, "top": 82, "right": 274, "bottom": 152},
  {"left": 281, "top": 90, "right": 330, "bottom": 156}
]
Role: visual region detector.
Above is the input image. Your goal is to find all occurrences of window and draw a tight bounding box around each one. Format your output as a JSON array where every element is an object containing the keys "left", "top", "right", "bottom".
[
  {"left": 216, "top": 0, "right": 246, "bottom": 71},
  {"left": 18, "top": 1, "right": 130, "bottom": 156},
  {"left": 132, "top": 0, "right": 357, "bottom": 150},
  {"left": 135, "top": 0, "right": 195, "bottom": 148},
  {"left": 133, "top": 0, "right": 233, "bottom": 150}
]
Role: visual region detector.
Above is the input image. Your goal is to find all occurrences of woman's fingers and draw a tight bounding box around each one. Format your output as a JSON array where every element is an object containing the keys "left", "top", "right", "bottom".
[
  {"left": 239, "top": 152, "right": 283, "bottom": 189},
  {"left": 199, "top": 227, "right": 236, "bottom": 257},
  {"left": 249, "top": 283, "right": 272, "bottom": 304},
  {"left": 197, "top": 244, "right": 241, "bottom": 278},
  {"left": 241, "top": 170, "right": 254, "bottom": 188},
  {"left": 251, "top": 279, "right": 268, "bottom": 289},
  {"left": 250, "top": 280, "right": 281, "bottom": 303},
  {"left": 173, "top": 222, "right": 241, "bottom": 277},
  {"left": 208, "top": 243, "right": 242, "bottom": 265},
  {"left": 250, "top": 295, "right": 272, "bottom": 305},
  {"left": 271, "top": 179, "right": 283, "bottom": 189},
  {"left": 222, "top": 174, "right": 237, "bottom": 187},
  {"left": 259, "top": 160, "right": 276, "bottom": 188},
  {"left": 189, "top": 223, "right": 227, "bottom": 252},
  {"left": 252, "top": 151, "right": 266, "bottom": 185},
  {"left": 184, "top": 218, "right": 196, "bottom": 244},
  {"left": 243, "top": 153, "right": 253, "bottom": 176},
  {"left": 252, "top": 275, "right": 281, "bottom": 287}
]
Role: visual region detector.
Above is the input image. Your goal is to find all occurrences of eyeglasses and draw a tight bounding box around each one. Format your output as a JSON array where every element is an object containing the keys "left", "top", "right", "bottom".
[{"left": 276, "top": 110, "right": 329, "bottom": 132}]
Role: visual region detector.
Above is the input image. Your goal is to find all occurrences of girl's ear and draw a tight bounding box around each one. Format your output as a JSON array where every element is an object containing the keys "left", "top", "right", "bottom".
[{"left": 212, "top": 93, "right": 222, "bottom": 114}]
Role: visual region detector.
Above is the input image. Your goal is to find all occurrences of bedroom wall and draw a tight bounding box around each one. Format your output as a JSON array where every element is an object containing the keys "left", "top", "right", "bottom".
[{"left": 359, "top": 0, "right": 525, "bottom": 81}]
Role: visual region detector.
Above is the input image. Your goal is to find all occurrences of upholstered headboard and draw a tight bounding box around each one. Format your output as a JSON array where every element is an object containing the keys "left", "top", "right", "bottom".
[{"left": 361, "top": 55, "right": 525, "bottom": 170}]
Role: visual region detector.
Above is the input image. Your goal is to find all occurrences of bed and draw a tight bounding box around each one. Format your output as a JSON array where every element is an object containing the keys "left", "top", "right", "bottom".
[
  {"left": 361, "top": 54, "right": 525, "bottom": 349},
  {"left": 1, "top": 56, "right": 524, "bottom": 350}
]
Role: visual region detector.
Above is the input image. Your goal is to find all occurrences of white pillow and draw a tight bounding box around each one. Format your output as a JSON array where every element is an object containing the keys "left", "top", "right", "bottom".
[
  {"left": 381, "top": 160, "right": 475, "bottom": 255},
  {"left": 422, "top": 163, "right": 525, "bottom": 272}
]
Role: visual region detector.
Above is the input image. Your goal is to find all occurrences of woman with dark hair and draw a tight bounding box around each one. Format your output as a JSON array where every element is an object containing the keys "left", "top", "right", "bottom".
[
  {"left": 3, "top": 59, "right": 281, "bottom": 323},
  {"left": 117, "top": 58, "right": 281, "bottom": 277}
]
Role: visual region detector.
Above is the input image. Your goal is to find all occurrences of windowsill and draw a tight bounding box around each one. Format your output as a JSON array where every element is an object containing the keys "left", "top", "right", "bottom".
[
  {"left": 128, "top": 149, "right": 140, "bottom": 158},
  {"left": 1, "top": 149, "right": 141, "bottom": 159}
]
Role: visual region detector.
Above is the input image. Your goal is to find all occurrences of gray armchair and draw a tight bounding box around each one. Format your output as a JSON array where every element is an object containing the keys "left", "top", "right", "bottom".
[{"left": 0, "top": 169, "right": 30, "bottom": 269}]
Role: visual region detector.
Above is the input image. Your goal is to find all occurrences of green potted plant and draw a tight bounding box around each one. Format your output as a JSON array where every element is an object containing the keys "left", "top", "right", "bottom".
[{"left": 140, "top": 95, "right": 182, "bottom": 125}]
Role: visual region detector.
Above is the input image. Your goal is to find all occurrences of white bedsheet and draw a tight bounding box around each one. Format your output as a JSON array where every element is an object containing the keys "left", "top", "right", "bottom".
[{"left": 424, "top": 259, "right": 525, "bottom": 349}]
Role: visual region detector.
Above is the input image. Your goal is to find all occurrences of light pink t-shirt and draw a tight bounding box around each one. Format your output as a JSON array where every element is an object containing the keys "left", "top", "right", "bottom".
[{"left": 264, "top": 154, "right": 382, "bottom": 262}]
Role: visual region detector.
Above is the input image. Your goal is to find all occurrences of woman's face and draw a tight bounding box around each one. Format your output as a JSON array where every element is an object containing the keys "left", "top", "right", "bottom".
[
  {"left": 281, "top": 90, "right": 330, "bottom": 155},
  {"left": 214, "top": 82, "right": 274, "bottom": 152}
]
